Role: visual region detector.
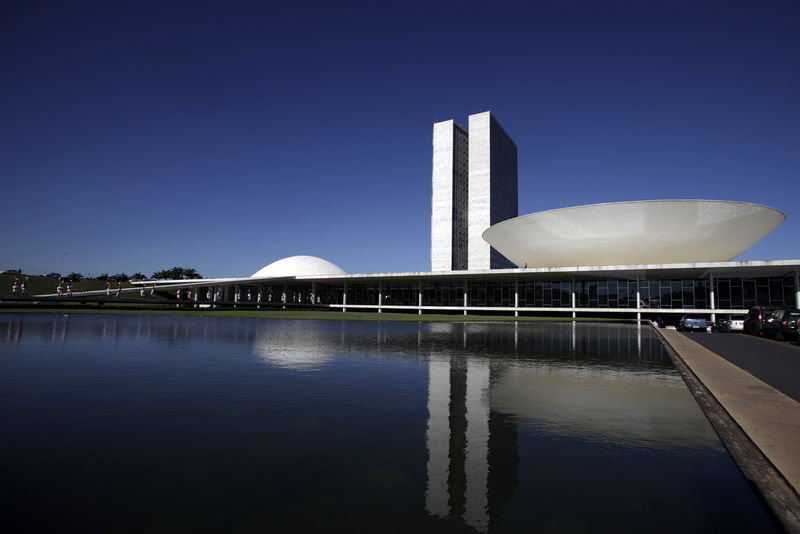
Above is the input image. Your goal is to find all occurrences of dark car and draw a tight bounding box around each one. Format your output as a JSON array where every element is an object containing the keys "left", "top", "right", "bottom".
[
  {"left": 743, "top": 306, "right": 780, "bottom": 336},
  {"left": 678, "top": 314, "right": 709, "bottom": 332},
  {"left": 763, "top": 309, "right": 800, "bottom": 340}
]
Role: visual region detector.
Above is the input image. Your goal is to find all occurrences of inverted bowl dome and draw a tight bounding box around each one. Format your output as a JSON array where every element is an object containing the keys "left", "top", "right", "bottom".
[
  {"left": 482, "top": 200, "right": 785, "bottom": 268},
  {"left": 251, "top": 255, "right": 346, "bottom": 278}
]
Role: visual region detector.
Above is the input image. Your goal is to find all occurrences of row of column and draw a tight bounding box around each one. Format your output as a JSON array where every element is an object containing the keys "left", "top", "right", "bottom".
[
  {"left": 218, "top": 270, "right": 800, "bottom": 315},
  {"left": 346, "top": 278, "right": 597, "bottom": 316}
]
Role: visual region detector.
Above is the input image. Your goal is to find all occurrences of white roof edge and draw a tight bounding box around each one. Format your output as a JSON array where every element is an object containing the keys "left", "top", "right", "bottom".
[{"left": 127, "top": 259, "right": 800, "bottom": 287}]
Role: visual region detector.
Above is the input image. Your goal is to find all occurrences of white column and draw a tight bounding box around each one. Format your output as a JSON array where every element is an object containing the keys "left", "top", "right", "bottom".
[
  {"left": 463, "top": 282, "right": 468, "bottom": 316},
  {"left": 709, "top": 273, "right": 716, "bottom": 323},
  {"left": 343, "top": 282, "right": 347, "bottom": 313},
  {"left": 795, "top": 271, "right": 800, "bottom": 309},
  {"left": 514, "top": 277, "right": 519, "bottom": 317},
  {"left": 378, "top": 280, "right": 383, "bottom": 314},
  {"left": 636, "top": 278, "right": 641, "bottom": 322},
  {"left": 571, "top": 277, "right": 576, "bottom": 319},
  {"left": 418, "top": 280, "right": 423, "bottom": 315},
  {"left": 425, "top": 356, "right": 451, "bottom": 518}
]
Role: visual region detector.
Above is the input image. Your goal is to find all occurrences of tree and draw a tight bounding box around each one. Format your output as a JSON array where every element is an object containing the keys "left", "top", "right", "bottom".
[
  {"left": 183, "top": 268, "right": 202, "bottom": 279},
  {"left": 111, "top": 273, "right": 129, "bottom": 282},
  {"left": 131, "top": 272, "right": 147, "bottom": 281},
  {"left": 152, "top": 267, "right": 202, "bottom": 280},
  {"left": 96, "top": 273, "right": 110, "bottom": 281},
  {"left": 66, "top": 272, "right": 83, "bottom": 282},
  {"left": 151, "top": 269, "right": 170, "bottom": 280}
]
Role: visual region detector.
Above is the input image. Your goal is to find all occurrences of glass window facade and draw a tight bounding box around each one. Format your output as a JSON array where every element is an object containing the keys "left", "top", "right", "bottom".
[
  {"left": 277, "top": 274, "right": 797, "bottom": 311},
  {"left": 712, "top": 276, "right": 796, "bottom": 310}
]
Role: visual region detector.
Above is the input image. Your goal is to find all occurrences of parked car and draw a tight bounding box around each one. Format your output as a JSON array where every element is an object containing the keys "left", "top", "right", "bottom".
[
  {"left": 718, "top": 314, "right": 746, "bottom": 333},
  {"left": 763, "top": 309, "right": 800, "bottom": 340},
  {"left": 743, "top": 306, "right": 780, "bottom": 336},
  {"left": 678, "top": 314, "right": 709, "bottom": 332}
]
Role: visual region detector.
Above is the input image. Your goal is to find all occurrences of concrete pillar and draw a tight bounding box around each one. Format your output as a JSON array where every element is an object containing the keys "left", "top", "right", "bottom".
[
  {"left": 795, "top": 271, "right": 800, "bottom": 309},
  {"left": 514, "top": 277, "right": 519, "bottom": 317},
  {"left": 378, "top": 280, "right": 383, "bottom": 314},
  {"left": 709, "top": 273, "right": 716, "bottom": 323},
  {"left": 636, "top": 278, "right": 641, "bottom": 322},
  {"left": 571, "top": 277, "right": 576, "bottom": 319},
  {"left": 312, "top": 281, "right": 317, "bottom": 307},
  {"left": 343, "top": 282, "right": 347, "bottom": 312},
  {"left": 193, "top": 287, "right": 199, "bottom": 309},
  {"left": 234, "top": 283, "right": 238, "bottom": 309},
  {"left": 418, "top": 280, "right": 423, "bottom": 315}
]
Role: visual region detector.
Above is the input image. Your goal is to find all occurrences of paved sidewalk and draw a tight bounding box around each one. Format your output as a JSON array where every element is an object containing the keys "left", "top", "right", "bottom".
[
  {"left": 660, "top": 329, "right": 800, "bottom": 493},
  {"left": 678, "top": 331, "right": 800, "bottom": 402}
]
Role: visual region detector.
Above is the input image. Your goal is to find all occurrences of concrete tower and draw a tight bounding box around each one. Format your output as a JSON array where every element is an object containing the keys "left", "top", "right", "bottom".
[
  {"left": 431, "top": 120, "right": 469, "bottom": 271},
  {"left": 430, "top": 111, "right": 517, "bottom": 271}
]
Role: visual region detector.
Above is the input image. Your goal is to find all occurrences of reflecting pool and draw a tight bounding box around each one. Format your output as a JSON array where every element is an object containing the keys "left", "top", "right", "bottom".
[{"left": 0, "top": 314, "right": 779, "bottom": 533}]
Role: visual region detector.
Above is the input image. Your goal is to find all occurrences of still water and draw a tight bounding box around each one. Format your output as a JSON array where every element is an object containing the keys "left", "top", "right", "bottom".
[{"left": 0, "top": 314, "right": 778, "bottom": 533}]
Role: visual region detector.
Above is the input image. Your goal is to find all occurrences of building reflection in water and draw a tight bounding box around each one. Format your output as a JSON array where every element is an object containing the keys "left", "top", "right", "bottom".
[
  {"left": 423, "top": 321, "right": 693, "bottom": 532},
  {"left": 425, "top": 324, "right": 519, "bottom": 532},
  {"left": 2, "top": 314, "right": 703, "bottom": 532}
]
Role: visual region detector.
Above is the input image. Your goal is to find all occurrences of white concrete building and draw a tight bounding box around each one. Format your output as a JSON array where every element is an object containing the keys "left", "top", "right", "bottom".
[
  {"left": 431, "top": 111, "right": 516, "bottom": 271},
  {"left": 467, "top": 111, "right": 517, "bottom": 270},
  {"left": 53, "top": 112, "right": 798, "bottom": 322}
]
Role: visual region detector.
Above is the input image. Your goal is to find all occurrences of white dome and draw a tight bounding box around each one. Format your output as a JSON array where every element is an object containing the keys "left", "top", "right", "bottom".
[
  {"left": 250, "top": 255, "right": 346, "bottom": 278},
  {"left": 482, "top": 200, "right": 785, "bottom": 268}
]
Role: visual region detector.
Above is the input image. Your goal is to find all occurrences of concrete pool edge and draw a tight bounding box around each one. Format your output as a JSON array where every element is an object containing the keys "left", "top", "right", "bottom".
[{"left": 655, "top": 327, "right": 800, "bottom": 534}]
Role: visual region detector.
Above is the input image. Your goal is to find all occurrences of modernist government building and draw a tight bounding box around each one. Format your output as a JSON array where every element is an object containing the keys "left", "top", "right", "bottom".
[{"left": 139, "top": 111, "right": 800, "bottom": 321}]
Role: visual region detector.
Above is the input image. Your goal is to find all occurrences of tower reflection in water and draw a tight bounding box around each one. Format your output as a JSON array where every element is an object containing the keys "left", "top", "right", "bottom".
[
  {"left": 424, "top": 321, "right": 674, "bottom": 532},
  {"left": 425, "top": 325, "right": 519, "bottom": 533}
]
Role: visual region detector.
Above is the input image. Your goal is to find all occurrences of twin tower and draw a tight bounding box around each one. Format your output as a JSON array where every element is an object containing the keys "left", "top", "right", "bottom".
[{"left": 431, "top": 111, "right": 518, "bottom": 271}]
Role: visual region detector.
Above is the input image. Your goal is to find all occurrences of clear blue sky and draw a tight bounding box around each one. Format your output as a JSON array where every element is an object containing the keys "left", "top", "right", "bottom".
[{"left": 2, "top": 1, "right": 798, "bottom": 278}]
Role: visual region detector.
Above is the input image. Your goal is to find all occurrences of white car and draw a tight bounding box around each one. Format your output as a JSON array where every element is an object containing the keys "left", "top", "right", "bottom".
[{"left": 721, "top": 314, "right": 746, "bottom": 332}]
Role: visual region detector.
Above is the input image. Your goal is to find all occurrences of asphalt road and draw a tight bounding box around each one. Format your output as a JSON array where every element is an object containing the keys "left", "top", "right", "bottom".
[{"left": 679, "top": 330, "right": 800, "bottom": 403}]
